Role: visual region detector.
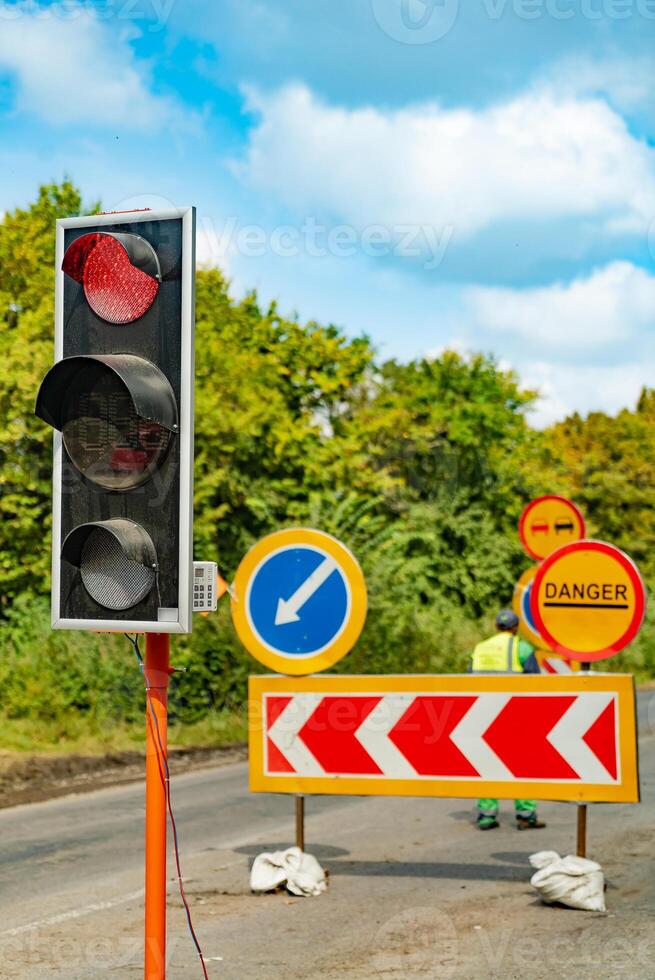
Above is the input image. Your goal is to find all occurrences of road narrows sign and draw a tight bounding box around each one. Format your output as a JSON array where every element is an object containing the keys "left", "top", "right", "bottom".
[
  {"left": 519, "top": 495, "right": 585, "bottom": 561},
  {"left": 249, "top": 674, "right": 639, "bottom": 803},
  {"left": 531, "top": 540, "right": 647, "bottom": 662},
  {"left": 231, "top": 528, "right": 367, "bottom": 675}
]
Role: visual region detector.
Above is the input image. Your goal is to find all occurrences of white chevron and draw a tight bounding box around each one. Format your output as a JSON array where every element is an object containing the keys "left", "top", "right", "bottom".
[
  {"left": 547, "top": 693, "right": 617, "bottom": 783},
  {"left": 266, "top": 694, "right": 325, "bottom": 776},
  {"left": 542, "top": 657, "right": 574, "bottom": 674},
  {"left": 355, "top": 694, "right": 418, "bottom": 778},
  {"left": 449, "top": 694, "right": 514, "bottom": 780}
]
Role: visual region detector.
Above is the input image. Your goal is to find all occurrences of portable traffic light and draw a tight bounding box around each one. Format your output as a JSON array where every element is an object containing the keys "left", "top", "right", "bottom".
[{"left": 35, "top": 208, "right": 196, "bottom": 632}]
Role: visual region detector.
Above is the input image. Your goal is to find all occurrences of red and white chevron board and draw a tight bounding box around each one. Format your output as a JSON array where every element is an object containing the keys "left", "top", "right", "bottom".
[{"left": 249, "top": 675, "right": 639, "bottom": 803}]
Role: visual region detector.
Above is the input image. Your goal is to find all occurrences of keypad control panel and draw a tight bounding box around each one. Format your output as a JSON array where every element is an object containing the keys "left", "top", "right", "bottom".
[{"left": 192, "top": 561, "right": 218, "bottom": 612}]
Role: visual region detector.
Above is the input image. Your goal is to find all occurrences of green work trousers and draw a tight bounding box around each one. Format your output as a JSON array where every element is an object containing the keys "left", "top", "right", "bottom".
[{"left": 478, "top": 798, "right": 537, "bottom": 819}]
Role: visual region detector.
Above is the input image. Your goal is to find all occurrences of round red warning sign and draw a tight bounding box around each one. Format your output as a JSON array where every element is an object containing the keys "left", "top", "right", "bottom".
[
  {"left": 519, "top": 495, "right": 585, "bottom": 561},
  {"left": 531, "top": 540, "right": 646, "bottom": 662}
]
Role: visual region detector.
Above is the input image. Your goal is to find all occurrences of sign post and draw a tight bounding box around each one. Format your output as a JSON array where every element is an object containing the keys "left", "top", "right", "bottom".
[
  {"left": 144, "top": 635, "right": 170, "bottom": 980},
  {"left": 531, "top": 539, "right": 647, "bottom": 854},
  {"left": 35, "top": 208, "right": 198, "bottom": 979},
  {"left": 233, "top": 528, "right": 368, "bottom": 845}
]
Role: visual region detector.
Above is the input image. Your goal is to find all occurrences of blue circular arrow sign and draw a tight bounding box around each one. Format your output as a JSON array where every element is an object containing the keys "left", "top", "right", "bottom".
[
  {"left": 248, "top": 546, "right": 349, "bottom": 656},
  {"left": 232, "top": 528, "right": 367, "bottom": 675},
  {"left": 522, "top": 581, "right": 540, "bottom": 636}
]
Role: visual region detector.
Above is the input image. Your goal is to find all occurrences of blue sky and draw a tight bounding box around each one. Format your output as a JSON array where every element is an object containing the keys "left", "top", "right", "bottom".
[{"left": 1, "top": 0, "right": 654, "bottom": 425}]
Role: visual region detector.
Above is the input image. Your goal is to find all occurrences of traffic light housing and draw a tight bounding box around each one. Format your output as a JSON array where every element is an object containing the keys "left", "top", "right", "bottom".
[{"left": 35, "top": 208, "right": 195, "bottom": 632}]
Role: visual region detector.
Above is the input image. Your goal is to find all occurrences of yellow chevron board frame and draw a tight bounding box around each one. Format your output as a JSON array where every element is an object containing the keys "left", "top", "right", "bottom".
[{"left": 249, "top": 673, "right": 639, "bottom": 804}]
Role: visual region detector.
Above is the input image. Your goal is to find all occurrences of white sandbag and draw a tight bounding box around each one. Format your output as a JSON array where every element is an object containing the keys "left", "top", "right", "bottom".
[
  {"left": 283, "top": 847, "right": 328, "bottom": 897},
  {"left": 529, "top": 851, "right": 561, "bottom": 870},
  {"left": 529, "top": 851, "right": 606, "bottom": 912},
  {"left": 250, "top": 846, "right": 327, "bottom": 897},
  {"left": 249, "top": 849, "right": 289, "bottom": 893}
]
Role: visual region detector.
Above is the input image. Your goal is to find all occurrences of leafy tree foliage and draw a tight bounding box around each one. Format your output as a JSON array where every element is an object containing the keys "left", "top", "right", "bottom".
[{"left": 0, "top": 182, "right": 89, "bottom": 606}]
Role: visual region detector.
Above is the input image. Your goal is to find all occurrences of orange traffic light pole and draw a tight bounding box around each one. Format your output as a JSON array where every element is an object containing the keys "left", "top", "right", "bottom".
[{"left": 144, "top": 634, "right": 171, "bottom": 980}]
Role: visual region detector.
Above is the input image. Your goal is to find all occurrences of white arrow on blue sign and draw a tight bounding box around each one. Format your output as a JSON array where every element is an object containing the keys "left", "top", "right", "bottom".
[{"left": 250, "top": 548, "right": 349, "bottom": 655}]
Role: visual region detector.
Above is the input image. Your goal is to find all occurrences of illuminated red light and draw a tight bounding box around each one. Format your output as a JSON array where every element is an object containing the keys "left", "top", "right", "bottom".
[
  {"left": 62, "top": 233, "right": 160, "bottom": 325},
  {"left": 83, "top": 236, "right": 159, "bottom": 324}
]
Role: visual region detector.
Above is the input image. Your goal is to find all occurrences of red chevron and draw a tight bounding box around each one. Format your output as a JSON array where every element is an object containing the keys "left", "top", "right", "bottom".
[
  {"left": 266, "top": 696, "right": 295, "bottom": 773},
  {"left": 389, "top": 696, "right": 480, "bottom": 776},
  {"left": 298, "top": 697, "right": 383, "bottom": 774},
  {"left": 483, "top": 696, "right": 578, "bottom": 778},
  {"left": 583, "top": 699, "right": 617, "bottom": 779}
]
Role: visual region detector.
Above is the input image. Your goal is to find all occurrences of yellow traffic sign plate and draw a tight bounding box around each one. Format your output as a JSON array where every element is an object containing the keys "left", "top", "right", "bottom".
[
  {"left": 249, "top": 673, "right": 639, "bottom": 803},
  {"left": 519, "top": 495, "right": 585, "bottom": 561},
  {"left": 231, "top": 528, "right": 367, "bottom": 675},
  {"left": 532, "top": 541, "right": 647, "bottom": 662},
  {"left": 513, "top": 566, "right": 553, "bottom": 650}
]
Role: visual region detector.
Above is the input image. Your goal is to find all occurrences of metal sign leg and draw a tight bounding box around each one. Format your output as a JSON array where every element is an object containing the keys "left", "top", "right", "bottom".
[
  {"left": 576, "top": 804, "right": 587, "bottom": 858},
  {"left": 295, "top": 796, "right": 305, "bottom": 851}
]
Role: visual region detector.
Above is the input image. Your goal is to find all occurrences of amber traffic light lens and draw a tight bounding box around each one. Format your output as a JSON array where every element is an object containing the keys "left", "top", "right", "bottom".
[{"left": 61, "top": 364, "right": 172, "bottom": 490}]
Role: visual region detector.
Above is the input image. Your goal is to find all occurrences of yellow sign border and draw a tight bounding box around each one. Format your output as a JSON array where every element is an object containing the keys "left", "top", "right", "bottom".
[
  {"left": 249, "top": 673, "right": 639, "bottom": 803},
  {"left": 231, "top": 528, "right": 367, "bottom": 675}
]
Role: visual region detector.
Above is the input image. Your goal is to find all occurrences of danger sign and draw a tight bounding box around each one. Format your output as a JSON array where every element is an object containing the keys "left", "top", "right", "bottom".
[
  {"left": 531, "top": 541, "right": 647, "bottom": 662},
  {"left": 519, "top": 495, "right": 585, "bottom": 561}
]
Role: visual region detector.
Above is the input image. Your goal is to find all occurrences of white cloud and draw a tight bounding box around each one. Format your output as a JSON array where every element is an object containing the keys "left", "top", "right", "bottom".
[
  {"left": 523, "top": 360, "right": 654, "bottom": 429},
  {"left": 239, "top": 84, "right": 655, "bottom": 240},
  {"left": 0, "top": 4, "right": 177, "bottom": 128},
  {"left": 536, "top": 54, "right": 654, "bottom": 118},
  {"left": 422, "top": 263, "right": 655, "bottom": 425},
  {"left": 465, "top": 261, "right": 655, "bottom": 349}
]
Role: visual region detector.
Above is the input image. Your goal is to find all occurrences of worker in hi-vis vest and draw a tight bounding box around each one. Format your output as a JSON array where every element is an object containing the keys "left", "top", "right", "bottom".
[{"left": 471, "top": 609, "right": 546, "bottom": 831}]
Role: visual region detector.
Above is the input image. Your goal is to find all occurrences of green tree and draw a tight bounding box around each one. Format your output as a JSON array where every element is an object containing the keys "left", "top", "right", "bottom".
[
  {"left": 533, "top": 391, "right": 655, "bottom": 578},
  {"left": 0, "top": 181, "right": 89, "bottom": 607}
]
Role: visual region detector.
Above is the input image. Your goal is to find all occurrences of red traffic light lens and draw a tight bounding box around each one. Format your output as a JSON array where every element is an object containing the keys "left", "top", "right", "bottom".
[
  {"left": 83, "top": 236, "right": 158, "bottom": 324},
  {"left": 62, "top": 233, "right": 160, "bottom": 325}
]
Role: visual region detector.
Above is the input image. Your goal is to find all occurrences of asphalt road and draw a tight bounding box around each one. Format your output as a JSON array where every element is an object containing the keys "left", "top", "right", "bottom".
[{"left": 0, "top": 690, "right": 654, "bottom": 980}]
